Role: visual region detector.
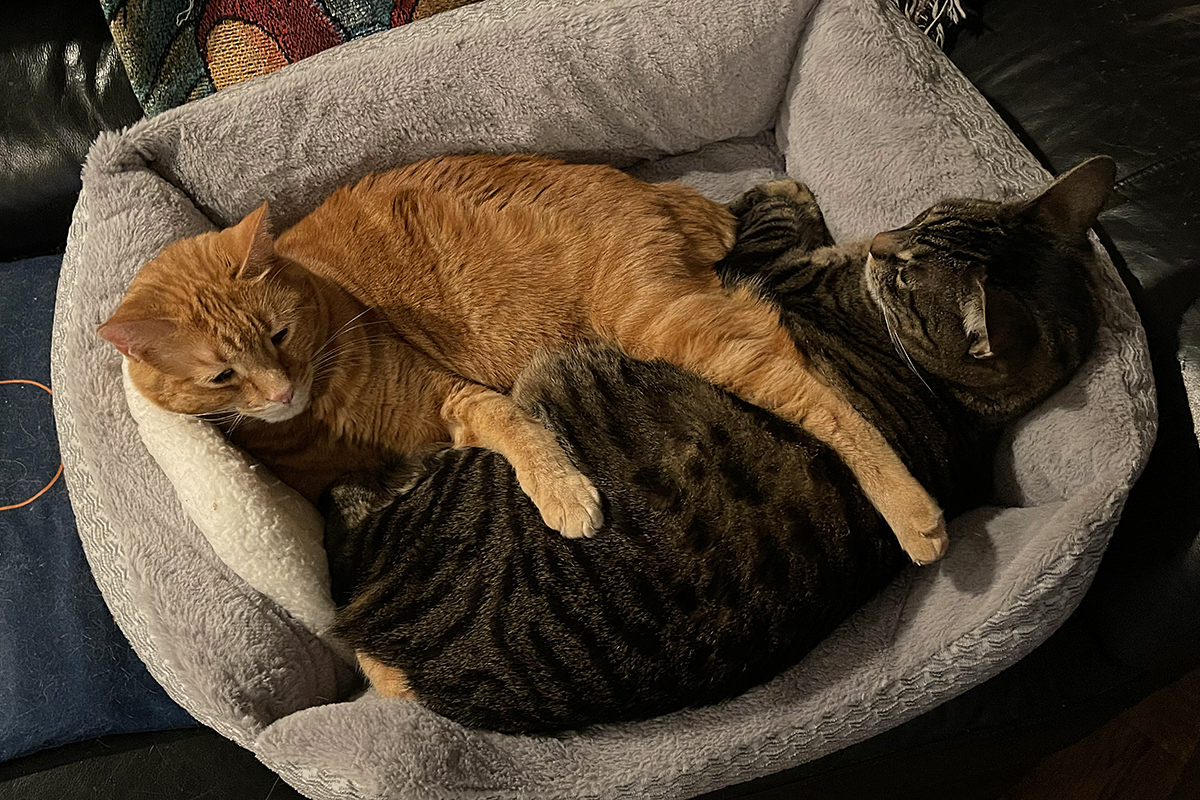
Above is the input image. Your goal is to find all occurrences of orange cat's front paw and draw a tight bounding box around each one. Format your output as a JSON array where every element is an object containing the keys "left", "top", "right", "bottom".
[
  {"left": 521, "top": 465, "right": 604, "bottom": 539},
  {"left": 873, "top": 472, "right": 945, "bottom": 566},
  {"left": 876, "top": 483, "right": 949, "bottom": 566},
  {"left": 897, "top": 513, "right": 949, "bottom": 566}
]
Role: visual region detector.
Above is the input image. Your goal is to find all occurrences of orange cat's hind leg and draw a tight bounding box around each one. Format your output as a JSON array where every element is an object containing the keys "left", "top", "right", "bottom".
[{"left": 357, "top": 652, "right": 417, "bottom": 700}]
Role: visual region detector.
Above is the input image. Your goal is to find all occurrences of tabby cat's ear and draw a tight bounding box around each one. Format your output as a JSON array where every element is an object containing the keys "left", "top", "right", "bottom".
[
  {"left": 961, "top": 276, "right": 993, "bottom": 359},
  {"left": 98, "top": 314, "right": 177, "bottom": 362},
  {"left": 229, "top": 202, "right": 275, "bottom": 281},
  {"left": 962, "top": 277, "right": 1037, "bottom": 364},
  {"left": 1021, "top": 155, "right": 1116, "bottom": 236}
]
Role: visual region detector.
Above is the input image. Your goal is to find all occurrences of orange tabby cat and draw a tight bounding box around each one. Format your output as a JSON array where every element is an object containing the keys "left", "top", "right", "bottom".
[{"left": 99, "top": 155, "right": 946, "bottom": 562}]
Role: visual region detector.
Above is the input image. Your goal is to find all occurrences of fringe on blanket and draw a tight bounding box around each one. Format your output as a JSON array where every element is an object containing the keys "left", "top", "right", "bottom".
[{"left": 892, "top": 0, "right": 970, "bottom": 49}]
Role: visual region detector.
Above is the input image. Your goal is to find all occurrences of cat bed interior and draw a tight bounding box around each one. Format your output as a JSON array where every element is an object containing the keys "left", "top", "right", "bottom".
[{"left": 53, "top": 0, "right": 1156, "bottom": 797}]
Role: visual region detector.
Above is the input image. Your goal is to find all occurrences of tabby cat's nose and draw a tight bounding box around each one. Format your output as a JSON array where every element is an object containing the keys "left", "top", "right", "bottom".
[{"left": 870, "top": 230, "right": 903, "bottom": 259}]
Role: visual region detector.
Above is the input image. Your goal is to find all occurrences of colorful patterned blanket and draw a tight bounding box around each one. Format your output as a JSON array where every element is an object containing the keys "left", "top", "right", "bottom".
[{"left": 103, "top": 0, "right": 482, "bottom": 116}]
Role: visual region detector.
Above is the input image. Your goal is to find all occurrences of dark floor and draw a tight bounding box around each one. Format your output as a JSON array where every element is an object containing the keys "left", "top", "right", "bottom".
[{"left": 1005, "top": 667, "right": 1200, "bottom": 800}]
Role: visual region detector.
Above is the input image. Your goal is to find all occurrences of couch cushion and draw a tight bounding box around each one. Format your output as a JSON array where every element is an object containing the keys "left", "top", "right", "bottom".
[{"left": 0, "top": 254, "right": 192, "bottom": 763}]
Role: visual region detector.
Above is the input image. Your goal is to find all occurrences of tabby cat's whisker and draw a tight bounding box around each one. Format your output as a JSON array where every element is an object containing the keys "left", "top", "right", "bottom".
[{"left": 879, "top": 305, "right": 934, "bottom": 395}]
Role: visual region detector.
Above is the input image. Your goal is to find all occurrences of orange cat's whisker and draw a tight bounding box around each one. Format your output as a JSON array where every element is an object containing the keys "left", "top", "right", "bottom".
[
  {"left": 310, "top": 309, "right": 373, "bottom": 363},
  {"left": 310, "top": 334, "right": 390, "bottom": 378}
]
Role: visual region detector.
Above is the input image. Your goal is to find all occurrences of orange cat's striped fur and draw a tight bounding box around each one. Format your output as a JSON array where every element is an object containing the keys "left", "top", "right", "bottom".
[{"left": 99, "top": 154, "right": 946, "bottom": 561}]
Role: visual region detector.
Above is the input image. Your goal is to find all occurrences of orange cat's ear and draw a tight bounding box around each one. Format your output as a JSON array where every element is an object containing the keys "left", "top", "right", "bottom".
[
  {"left": 230, "top": 202, "right": 275, "bottom": 281},
  {"left": 98, "top": 315, "right": 177, "bottom": 362}
]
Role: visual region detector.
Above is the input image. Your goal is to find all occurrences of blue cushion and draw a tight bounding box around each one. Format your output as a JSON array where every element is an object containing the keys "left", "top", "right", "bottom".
[{"left": 0, "top": 254, "right": 194, "bottom": 763}]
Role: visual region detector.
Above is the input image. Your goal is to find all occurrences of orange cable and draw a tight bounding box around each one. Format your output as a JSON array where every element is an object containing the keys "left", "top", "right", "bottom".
[{"left": 0, "top": 379, "right": 64, "bottom": 511}]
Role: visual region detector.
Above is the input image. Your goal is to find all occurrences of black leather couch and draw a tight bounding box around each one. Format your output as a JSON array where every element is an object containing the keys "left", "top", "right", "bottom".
[
  {"left": 0, "top": 2, "right": 142, "bottom": 262},
  {"left": 2, "top": 1, "right": 1197, "bottom": 797}
]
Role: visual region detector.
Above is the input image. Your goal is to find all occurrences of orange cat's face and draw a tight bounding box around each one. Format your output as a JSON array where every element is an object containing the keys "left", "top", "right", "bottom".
[{"left": 99, "top": 204, "right": 323, "bottom": 423}]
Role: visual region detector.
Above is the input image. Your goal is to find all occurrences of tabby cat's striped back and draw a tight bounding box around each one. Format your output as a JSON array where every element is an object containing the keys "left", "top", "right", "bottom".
[{"left": 329, "top": 344, "right": 903, "bottom": 732}]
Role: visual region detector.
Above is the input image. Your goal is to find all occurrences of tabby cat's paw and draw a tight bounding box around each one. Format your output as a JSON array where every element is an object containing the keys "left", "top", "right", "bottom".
[
  {"left": 524, "top": 466, "right": 604, "bottom": 539},
  {"left": 727, "top": 179, "right": 817, "bottom": 217},
  {"left": 761, "top": 179, "right": 817, "bottom": 205}
]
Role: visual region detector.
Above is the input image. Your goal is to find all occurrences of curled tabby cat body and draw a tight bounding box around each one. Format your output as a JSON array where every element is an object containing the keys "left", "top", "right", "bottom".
[
  {"left": 325, "top": 157, "right": 1112, "bottom": 733},
  {"left": 100, "top": 154, "right": 944, "bottom": 556}
]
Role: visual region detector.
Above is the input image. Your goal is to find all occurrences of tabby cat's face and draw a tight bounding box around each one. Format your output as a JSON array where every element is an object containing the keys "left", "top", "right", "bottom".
[
  {"left": 865, "top": 197, "right": 1028, "bottom": 382},
  {"left": 99, "top": 204, "right": 323, "bottom": 423},
  {"left": 864, "top": 157, "right": 1114, "bottom": 391}
]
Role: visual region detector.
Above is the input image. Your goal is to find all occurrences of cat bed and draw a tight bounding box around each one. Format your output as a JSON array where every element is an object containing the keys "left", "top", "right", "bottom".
[{"left": 52, "top": 0, "right": 1155, "bottom": 797}]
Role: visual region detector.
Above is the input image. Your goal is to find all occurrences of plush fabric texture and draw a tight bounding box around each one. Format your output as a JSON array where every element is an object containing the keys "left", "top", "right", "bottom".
[
  {"left": 0, "top": 255, "right": 193, "bottom": 764},
  {"left": 102, "top": 0, "right": 484, "bottom": 117},
  {"left": 54, "top": 0, "right": 1156, "bottom": 797}
]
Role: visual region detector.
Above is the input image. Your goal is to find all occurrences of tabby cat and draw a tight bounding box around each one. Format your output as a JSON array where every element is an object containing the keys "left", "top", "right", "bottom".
[
  {"left": 323, "top": 156, "right": 1113, "bottom": 733},
  {"left": 99, "top": 154, "right": 944, "bottom": 560}
]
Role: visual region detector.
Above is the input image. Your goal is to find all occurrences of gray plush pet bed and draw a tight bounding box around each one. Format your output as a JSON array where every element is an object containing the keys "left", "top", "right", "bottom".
[{"left": 53, "top": 0, "right": 1156, "bottom": 797}]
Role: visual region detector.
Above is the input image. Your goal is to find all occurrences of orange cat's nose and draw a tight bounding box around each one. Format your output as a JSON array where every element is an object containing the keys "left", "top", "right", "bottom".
[{"left": 269, "top": 386, "right": 294, "bottom": 405}]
